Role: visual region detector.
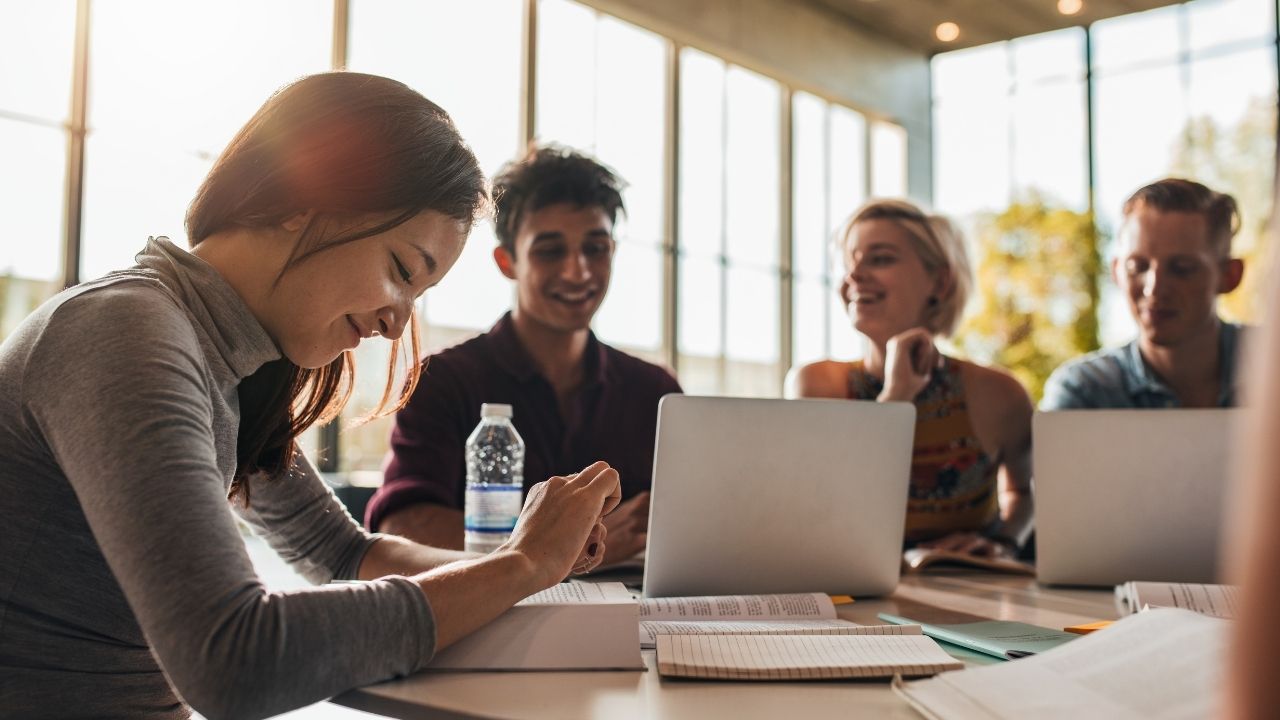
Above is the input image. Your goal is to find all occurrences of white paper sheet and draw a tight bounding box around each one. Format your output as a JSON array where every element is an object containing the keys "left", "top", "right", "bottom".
[
  {"left": 894, "top": 608, "right": 1229, "bottom": 720},
  {"left": 1115, "top": 582, "right": 1239, "bottom": 619}
]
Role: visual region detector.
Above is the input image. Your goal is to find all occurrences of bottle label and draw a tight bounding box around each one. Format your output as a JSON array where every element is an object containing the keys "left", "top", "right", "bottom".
[{"left": 463, "top": 485, "right": 523, "bottom": 532}]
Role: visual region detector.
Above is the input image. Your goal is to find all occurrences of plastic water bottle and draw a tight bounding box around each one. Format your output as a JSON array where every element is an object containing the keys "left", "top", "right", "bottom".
[{"left": 463, "top": 403, "right": 526, "bottom": 554}]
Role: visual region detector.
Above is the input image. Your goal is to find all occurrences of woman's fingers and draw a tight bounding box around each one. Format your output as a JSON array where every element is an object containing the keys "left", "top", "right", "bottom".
[
  {"left": 571, "top": 522, "right": 608, "bottom": 575},
  {"left": 572, "top": 461, "right": 622, "bottom": 516},
  {"left": 903, "top": 332, "right": 936, "bottom": 376}
]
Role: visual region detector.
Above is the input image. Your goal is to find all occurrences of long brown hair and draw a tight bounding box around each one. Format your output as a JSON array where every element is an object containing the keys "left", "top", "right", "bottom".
[{"left": 186, "top": 72, "right": 486, "bottom": 501}]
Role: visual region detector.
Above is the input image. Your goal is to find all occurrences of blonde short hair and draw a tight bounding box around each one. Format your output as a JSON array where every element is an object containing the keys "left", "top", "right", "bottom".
[{"left": 838, "top": 199, "right": 972, "bottom": 337}]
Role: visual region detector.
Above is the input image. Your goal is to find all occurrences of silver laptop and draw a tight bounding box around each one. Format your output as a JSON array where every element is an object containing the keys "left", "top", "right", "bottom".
[
  {"left": 642, "top": 395, "right": 915, "bottom": 598},
  {"left": 1034, "top": 409, "right": 1240, "bottom": 587}
]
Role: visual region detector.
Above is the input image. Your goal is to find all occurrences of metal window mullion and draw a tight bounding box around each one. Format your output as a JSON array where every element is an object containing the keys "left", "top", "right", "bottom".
[
  {"left": 318, "top": 0, "right": 351, "bottom": 474},
  {"left": 590, "top": 8, "right": 602, "bottom": 155},
  {"left": 862, "top": 106, "right": 873, "bottom": 204},
  {"left": 1177, "top": 4, "right": 1192, "bottom": 126},
  {"left": 663, "top": 42, "right": 680, "bottom": 374},
  {"left": 331, "top": 0, "right": 349, "bottom": 70},
  {"left": 519, "top": 0, "right": 538, "bottom": 151},
  {"left": 778, "top": 87, "right": 793, "bottom": 392},
  {"left": 1006, "top": 43, "right": 1017, "bottom": 206},
  {"left": 823, "top": 101, "right": 834, "bottom": 359},
  {"left": 717, "top": 62, "right": 730, "bottom": 395},
  {"left": 924, "top": 59, "right": 934, "bottom": 207},
  {"left": 61, "top": 0, "right": 90, "bottom": 289},
  {"left": 1084, "top": 25, "right": 1097, "bottom": 221}
]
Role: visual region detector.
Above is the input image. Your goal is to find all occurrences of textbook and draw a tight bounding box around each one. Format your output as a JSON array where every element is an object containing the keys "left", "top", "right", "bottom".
[
  {"left": 894, "top": 608, "right": 1228, "bottom": 719},
  {"left": 638, "top": 591, "right": 854, "bottom": 649},
  {"left": 657, "top": 631, "right": 963, "bottom": 680},
  {"left": 427, "top": 582, "right": 644, "bottom": 671},
  {"left": 1115, "top": 581, "right": 1239, "bottom": 619},
  {"left": 902, "top": 548, "right": 1035, "bottom": 576}
]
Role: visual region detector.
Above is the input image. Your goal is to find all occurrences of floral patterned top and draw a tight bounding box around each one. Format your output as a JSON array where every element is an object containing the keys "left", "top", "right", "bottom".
[{"left": 848, "top": 356, "right": 998, "bottom": 542}]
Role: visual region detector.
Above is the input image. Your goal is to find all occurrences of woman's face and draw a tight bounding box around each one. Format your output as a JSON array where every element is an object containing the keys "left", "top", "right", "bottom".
[
  {"left": 265, "top": 210, "right": 467, "bottom": 368},
  {"left": 839, "top": 218, "right": 937, "bottom": 345}
]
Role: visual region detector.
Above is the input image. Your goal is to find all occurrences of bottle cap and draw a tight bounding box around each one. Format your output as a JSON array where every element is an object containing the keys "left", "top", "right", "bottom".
[{"left": 480, "top": 403, "right": 513, "bottom": 418}]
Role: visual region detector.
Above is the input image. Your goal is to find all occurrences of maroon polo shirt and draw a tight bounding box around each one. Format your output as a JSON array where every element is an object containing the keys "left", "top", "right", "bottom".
[{"left": 365, "top": 312, "right": 683, "bottom": 531}]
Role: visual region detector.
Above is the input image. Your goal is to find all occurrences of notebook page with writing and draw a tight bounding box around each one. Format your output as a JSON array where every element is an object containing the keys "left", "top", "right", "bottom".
[
  {"left": 640, "top": 619, "right": 915, "bottom": 649},
  {"left": 656, "top": 633, "right": 963, "bottom": 680},
  {"left": 518, "top": 581, "right": 633, "bottom": 605}
]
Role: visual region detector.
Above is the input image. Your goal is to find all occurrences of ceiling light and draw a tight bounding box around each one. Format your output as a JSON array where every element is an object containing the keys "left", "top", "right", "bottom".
[
  {"left": 1058, "top": 0, "right": 1083, "bottom": 15},
  {"left": 935, "top": 22, "right": 960, "bottom": 42}
]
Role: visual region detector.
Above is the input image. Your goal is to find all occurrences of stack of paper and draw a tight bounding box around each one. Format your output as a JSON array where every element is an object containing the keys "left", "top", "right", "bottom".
[
  {"left": 894, "top": 608, "right": 1228, "bottom": 719},
  {"left": 1115, "top": 581, "right": 1239, "bottom": 619},
  {"left": 428, "top": 582, "right": 643, "bottom": 670}
]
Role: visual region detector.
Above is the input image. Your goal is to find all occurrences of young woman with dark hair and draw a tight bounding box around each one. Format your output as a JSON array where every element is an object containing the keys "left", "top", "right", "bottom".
[{"left": 0, "top": 72, "right": 618, "bottom": 719}]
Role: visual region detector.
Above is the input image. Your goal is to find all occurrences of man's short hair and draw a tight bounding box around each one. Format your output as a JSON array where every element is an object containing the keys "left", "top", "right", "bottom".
[
  {"left": 1121, "top": 178, "right": 1241, "bottom": 256},
  {"left": 491, "top": 145, "right": 626, "bottom": 254}
]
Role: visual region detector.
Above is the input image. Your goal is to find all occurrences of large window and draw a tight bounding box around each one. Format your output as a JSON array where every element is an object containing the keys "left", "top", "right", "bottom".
[
  {"left": 536, "top": 0, "right": 667, "bottom": 364},
  {"left": 933, "top": 0, "right": 1277, "bottom": 354},
  {"left": 677, "top": 49, "right": 784, "bottom": 396},
  {"left": 1, "top": 0, "right": 75, "bottom": 338},
  {"left": 81, "top": 0, "right": 333, "bottom": 281},
  {"left": 933, "top": 28, "right": 1088, "bottom": 217},
  {"left": 341, "top": 0, "right": 525, "bottom": 473},
  {"left": 790, "top": 92, "right": 868, "bottom": 367},
  {"left": 1093, "top": 0, "right": 1277, "bottom": 339},
  {"left": 5, "top": 0, "right": 915, "bottom": 475}
]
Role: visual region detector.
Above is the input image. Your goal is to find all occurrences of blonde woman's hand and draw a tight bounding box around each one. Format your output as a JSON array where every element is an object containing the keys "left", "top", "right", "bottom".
[
  {"left": 501, "top": 461, "right": 621, "bottom": 588},
  {"left": 917, "top": 531, "right": 1016, "bottom": 559},
  {"left": 879, "top": 327, "right": 938, "bottom": 403}
]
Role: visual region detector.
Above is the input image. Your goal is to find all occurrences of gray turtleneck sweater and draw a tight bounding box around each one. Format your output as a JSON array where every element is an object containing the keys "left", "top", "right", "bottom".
[{"left": 0, "top": 238, "right": 436, "bottom": 719}]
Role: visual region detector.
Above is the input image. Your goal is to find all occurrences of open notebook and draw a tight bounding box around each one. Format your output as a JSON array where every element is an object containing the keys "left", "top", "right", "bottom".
[
  {"left": 656, "top": 630, "right": 963, "bottom": 680},
  {"left": 638, "top": 591, "right": 855, "bottom": 649}
]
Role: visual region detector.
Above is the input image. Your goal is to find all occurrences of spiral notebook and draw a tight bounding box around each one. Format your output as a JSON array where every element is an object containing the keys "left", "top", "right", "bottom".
[{"left": 656, "top": 631, "right": 963, "bottom": 680}]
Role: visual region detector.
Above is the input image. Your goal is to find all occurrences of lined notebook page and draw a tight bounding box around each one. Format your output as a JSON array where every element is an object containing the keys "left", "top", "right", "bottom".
[
  {"left": 656, "top": 634, "right": 963, "bottom": 680},
  {"left": 640, "top": 620, "right": 917, "bottom": 649}
]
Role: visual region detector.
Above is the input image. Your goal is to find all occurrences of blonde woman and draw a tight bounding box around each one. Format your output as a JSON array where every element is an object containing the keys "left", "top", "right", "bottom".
[{"left": 787, "top": 199, "right": 1033, "bottom": 558}]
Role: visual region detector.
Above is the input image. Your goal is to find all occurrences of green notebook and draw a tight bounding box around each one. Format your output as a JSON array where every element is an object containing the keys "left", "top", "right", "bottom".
[{"left": 877, "top": 612, "right": 1078, "bottom": 661}]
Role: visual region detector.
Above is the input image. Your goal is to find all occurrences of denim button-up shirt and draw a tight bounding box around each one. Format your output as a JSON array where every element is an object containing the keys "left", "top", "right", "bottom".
[{"left": 1040, "top": 321, "right": 1245, "bottom": 410}]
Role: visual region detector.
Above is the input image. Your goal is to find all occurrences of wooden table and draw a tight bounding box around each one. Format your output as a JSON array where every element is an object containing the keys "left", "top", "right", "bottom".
[{"left": 334, "top": 572, "right": 1118, "bottom": 720}]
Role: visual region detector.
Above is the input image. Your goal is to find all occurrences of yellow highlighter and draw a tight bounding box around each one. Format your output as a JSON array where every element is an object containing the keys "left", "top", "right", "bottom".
[{"left": 1064, "top": 620, "right": 1112, "bottom": 635}]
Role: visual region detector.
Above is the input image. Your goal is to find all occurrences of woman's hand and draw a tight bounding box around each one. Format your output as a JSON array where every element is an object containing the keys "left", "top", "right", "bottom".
[
  {"left": 500, "top": 461, "right": 622, "bottom": 588},
  {"left": 879, "top": 328, "right": 938, "bottom": 402},
  {"left": 917, "top": 531, "right": 1015, "bottom": 559}
]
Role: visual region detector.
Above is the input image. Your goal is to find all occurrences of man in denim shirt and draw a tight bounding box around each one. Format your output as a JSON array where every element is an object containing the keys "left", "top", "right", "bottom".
[{"left": 1042, "top": 178, "right": 1248, "bottom": 410}]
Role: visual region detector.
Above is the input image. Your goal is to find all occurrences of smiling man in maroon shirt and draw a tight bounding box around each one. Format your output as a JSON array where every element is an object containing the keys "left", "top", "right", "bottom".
[{"left": 366, "top": 146, "right": 682, "bottom": 566}]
